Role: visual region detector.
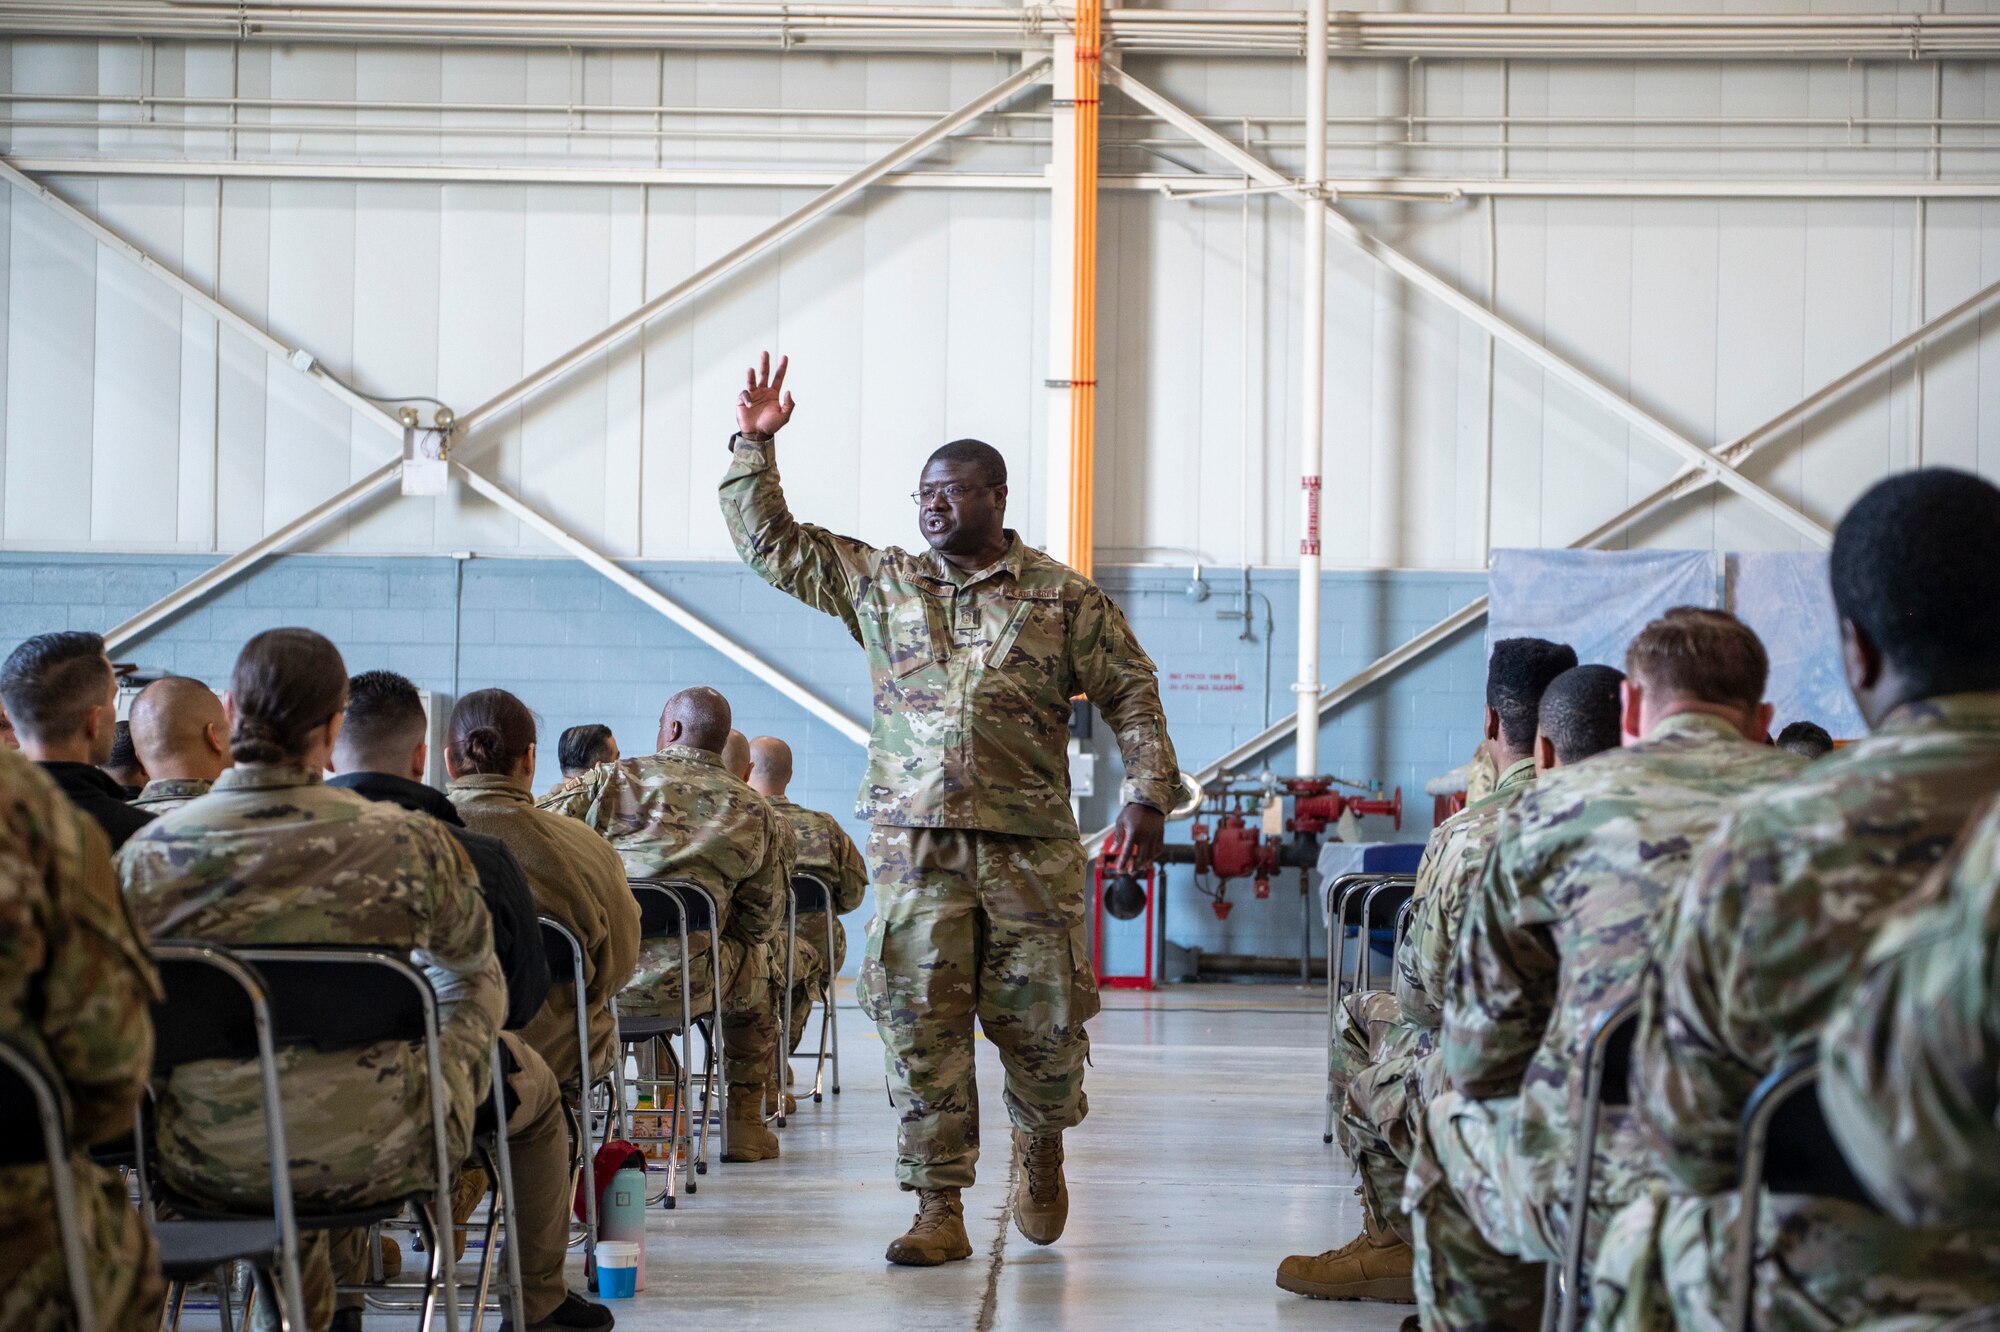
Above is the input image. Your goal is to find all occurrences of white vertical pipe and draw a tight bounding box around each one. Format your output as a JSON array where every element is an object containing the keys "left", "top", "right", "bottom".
[
  {"left": 1044, "top": 39, "right": 1078, "bottom": 563},
  {"left": 1295, "top": 0, "right": 1328, "bottom": 777}
]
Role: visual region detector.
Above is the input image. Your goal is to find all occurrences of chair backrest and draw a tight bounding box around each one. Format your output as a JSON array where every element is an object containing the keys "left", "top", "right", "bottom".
[
  {"left": 1743, "top": 1059, "right": 1878, "bottom": 1209},
  {"left": 1362, "top": 880, "right": 1415, "bottom": 930},
  {"left": 217, "top": 945, "right": 428, "bottom": 1053},
  {"left": 1596, "top": 1001, "right": 1641, "bottom": 1110},
  {"left": 1360, "top": 843, "right": 1425, "bottom": 874},
  {"left": 145, "top": 942, "right": 308, "bottom": 1331},
  {"left": 151, "top": 948, "right": 264, "bottom": 1071},
  {"left": 629, "top": 882, "right": 687, "bottom": 938},
  {"left": 0, "top": 1031, "right": 95, "bottom": 1332},
  {"left": 792, "top": 874, "right": 832, "bottom": 914},
  {"left": 0, "top": 1031, "right": 70, "bottom": 1170},
  {"left": 538, "top": 918, "right": 585, "bottom": 987},
  {"left": 631, "top": 878, "right": 712, "bottom": 935}
]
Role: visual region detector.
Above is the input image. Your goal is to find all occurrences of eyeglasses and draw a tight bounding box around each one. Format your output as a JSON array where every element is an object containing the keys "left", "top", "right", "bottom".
[{"left": 911, "top": 483, "right": 996, "bottom": 507}]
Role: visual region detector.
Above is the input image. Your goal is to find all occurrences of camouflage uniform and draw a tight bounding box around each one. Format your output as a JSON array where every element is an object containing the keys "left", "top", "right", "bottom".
[
  {"left": 770, "top": 796, "right": 868, "bottom": 1055},
  {"left": 1589, "top": 694, "right": 2000, "bottom": 1332},
  {"left": 130, "top": 776, "right": 212, "bottom": 815},
  {"left": 1823, "top": 792, "right": 2000, "bottom": 1231},
  {"left": 0, "top": 747, "right": 164, "bottom": 1332},
  {"left": 1327, "top": 755, "right": 1539, "bottom": 1239},
  {"left": 119, "top": 764, "right": 504, "bottom": 1330},
  {"left": 539, "top": 745, "right": 792, "bottom": 1090},
  {"left": 1410, "top": 714, "right": 1801, "bottom": 1332},
  {"left": 721, "top": 433, "right": 1179, "bottom": 1190}
]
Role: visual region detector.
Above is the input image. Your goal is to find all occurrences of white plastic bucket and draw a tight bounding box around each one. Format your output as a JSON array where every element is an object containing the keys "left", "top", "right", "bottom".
[{"left": 595, "top": 1241, "right": 641, "bottom": 1299}]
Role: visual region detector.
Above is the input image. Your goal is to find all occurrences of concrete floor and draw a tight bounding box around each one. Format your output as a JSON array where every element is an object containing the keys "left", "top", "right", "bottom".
[
  {"left": 182, "top": 983, "right": 1413, "bottom": 1330},
  {"left": 587, "top": 982, "right": 1411, "bottom": 1332}
]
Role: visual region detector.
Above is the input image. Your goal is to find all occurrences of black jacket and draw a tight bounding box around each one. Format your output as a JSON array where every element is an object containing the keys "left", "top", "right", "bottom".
[
  {"left": 328, "top": 770, "right": 550, "bottom": 1031},
  {"left": 41, "top": 761, "right": 155, "bottom": 852}
]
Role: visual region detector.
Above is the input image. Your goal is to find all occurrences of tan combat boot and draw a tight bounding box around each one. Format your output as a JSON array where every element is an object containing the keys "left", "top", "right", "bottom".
[
  {"left": 721, "top": 1084, "right": 780, "bottom": 1162},
  {"left": 884, "top": 1188, "right": 973, "bottom": 1266},
  {"left": 1275, "top": 1213, "right": 1415, "bottom": 1301},
  {"left": 1013, "top": 1130, "right": 1069, "bottom": 1245},
  {"left": 764, "top": 1079, "right": 797, "bottom": 1117}
]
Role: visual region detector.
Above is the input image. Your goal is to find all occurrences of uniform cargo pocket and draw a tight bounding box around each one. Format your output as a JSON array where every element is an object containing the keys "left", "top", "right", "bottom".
[{"left": 875, "top": 602, "right": 943, "bottom": 681}]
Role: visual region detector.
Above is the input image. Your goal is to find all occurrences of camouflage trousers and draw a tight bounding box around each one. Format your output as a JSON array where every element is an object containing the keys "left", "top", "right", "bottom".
[
  {"left": 0, "top": 1158, "right": 165, "bottom": 1331},
  {"left": 1589, "top": 1188, "right": 2000, "bottom": 1332},
  {"left": 857, "top": 826, "right": 1098, "bottom": 1192},
  {"left": 1407, "top": 1091, "right": 1552, "bottom": 1332},
  {"left": 619, "top": 928, "right": 779, "bottom": 1089},
  {"left": 783, "top": 910, "right": 848, "bottom": 1056},
  {"left": 1339, "top": 1039, "right": 1435, "bottom": 1243}
]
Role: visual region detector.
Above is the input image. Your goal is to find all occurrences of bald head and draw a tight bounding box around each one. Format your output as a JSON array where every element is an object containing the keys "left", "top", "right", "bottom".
[
  {"left": 748, "top": 736, "right": 793, "bottom": 798},
  {"left": 658, "top": 686, "right": 732, "bottom": 755},
  {"left": 129, "top": 677, "right": 229, "bottom": 782},
  {"left": 721, "top": 729, "right": 752, "bottom": 781}
]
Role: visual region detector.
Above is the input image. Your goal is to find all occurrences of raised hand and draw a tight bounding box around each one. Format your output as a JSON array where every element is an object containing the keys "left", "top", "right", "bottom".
[{"left": 736, "top": 351, "right": 796, "bottom": 438}]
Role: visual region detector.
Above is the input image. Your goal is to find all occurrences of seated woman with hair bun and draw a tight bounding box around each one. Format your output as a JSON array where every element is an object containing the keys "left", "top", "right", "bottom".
[
  {"left": 446, "top": 689, "right": 640, "bottom": 1094},
  {"left": 118, "top": 628, "right": 504, "bottom": 1332}
]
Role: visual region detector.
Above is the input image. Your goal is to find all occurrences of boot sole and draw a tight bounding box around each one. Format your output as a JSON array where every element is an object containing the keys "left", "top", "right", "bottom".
[
  {"left": 722, "top": 1148, "right": 781, "bottom": 1162},
  {"left": 885, "top": 1244, "right": 974, "bottom": 1267},
  {"left": 1014, "top": 1213, "right": 1066, "bottom": 1246},
  {"left": 1273, "top": 1273, "right": 1415, "bottom": 1303}
]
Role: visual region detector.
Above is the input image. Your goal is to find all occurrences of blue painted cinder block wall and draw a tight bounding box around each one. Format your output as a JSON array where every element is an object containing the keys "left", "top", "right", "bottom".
[{"left": 0, "top": 552, "right": 1489, "bottom": 976}]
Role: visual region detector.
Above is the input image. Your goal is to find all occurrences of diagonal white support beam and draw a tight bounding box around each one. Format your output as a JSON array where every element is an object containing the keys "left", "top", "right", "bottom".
[
  {"left": 1102, "top": 64, "right": 1834, "bottom": 549},
  {"left": 0, "top": 157, "right": 407, "bottom": 439},
  {"left": 4, "top": 154, "right": 420, "bottom": 657},
  {"left": 450, "top": 464, "right": 868, "bottom": 744},
  {"left": 452, "top": 57, "right": 1051, "bottom": 442},
  {"left": 43, "top": 60, "right": 1048, "bottom": 657},
  {"left": 103, "top": 464, "right": 404, "bottom": 654},
  {"left": 1094, "top": 265, "right": 2000, "bottom": 837}
]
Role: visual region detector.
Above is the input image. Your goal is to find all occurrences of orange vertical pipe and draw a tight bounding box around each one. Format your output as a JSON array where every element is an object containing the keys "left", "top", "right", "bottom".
[{"left": 1068, "top": 0, "right": 1101, "bottom": 577}]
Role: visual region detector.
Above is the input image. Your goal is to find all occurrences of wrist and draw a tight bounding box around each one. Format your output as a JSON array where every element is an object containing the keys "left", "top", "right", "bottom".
[{"left": 736, "top": 430, "right": 772, "bottom": 444}]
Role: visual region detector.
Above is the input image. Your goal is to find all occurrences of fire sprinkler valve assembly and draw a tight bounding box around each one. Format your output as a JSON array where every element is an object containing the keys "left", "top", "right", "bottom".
[{"left": 1173, "top": 774, "right": 1400, "bottom": 919}]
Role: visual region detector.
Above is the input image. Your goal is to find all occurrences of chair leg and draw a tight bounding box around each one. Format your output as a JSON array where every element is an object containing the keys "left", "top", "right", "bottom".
[
  {"left": 416, "top": 1199, "right": 448, "bottom": 1332},
  {"left": 469, "top": 1158, "right": 503, "bottom": 1332},
  {"left": 161, "top": 1282, "right": 186, "bottom": 1332}
]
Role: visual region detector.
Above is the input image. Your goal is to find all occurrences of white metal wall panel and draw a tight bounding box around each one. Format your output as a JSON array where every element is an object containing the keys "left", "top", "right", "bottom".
[
  {"left": 5, "top": 37, "right": 2000, "bottom": 570},
  {"left": 6, "top": 174, "right": 95, "bottom": 542}
]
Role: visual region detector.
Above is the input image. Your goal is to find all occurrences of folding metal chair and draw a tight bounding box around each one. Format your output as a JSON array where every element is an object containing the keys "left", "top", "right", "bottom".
[
  {"left": 208, "top": 946, "right": 465, "bottom": 1332},
  {"left": 0, "top": 1031, "right": 99, "bottom": 1332},
  {"left": 616, "top": 879, "right": 723, "bottom": 1204},
  {"left": 538, "top": 917, "right": 604, "bottom": 1265},
  {"left": 140, "top": 942, "right": 308, "bottom": 1332},
  {"left": 1322, "top": 871, "right": 1402, "bottom": 1143},
  {"left": 1727, "top": 1058, "right": 1880, "bottom": 1332},
  {"left": 1355, "top": 878, "right": 1418, "bottom": 994},
  {"left": 1543, "top": 996, "right": 1640, "bottom": 1332},
  {"left": 782, "top": 872, "right": 843, "bottom": 1109}
]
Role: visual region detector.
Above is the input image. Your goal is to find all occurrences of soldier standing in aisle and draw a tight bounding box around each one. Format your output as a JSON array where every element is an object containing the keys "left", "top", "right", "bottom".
[{"left": 721, "top": 353, "right": 1180, "bottom": 1266}]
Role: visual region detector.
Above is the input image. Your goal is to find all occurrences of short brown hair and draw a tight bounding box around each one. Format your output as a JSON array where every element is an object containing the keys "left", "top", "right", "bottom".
[
  {"left": 228, "top": 628, "right": 348, "bottom": 764},
  {"left": 1623, "top": 607, "right": 1768, "bottom": 711}
]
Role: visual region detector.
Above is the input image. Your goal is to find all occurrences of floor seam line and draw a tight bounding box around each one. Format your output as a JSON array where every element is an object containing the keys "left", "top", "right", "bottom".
[{"left": 974, "top": 1145, "right": 1016, "bottom": 1332}]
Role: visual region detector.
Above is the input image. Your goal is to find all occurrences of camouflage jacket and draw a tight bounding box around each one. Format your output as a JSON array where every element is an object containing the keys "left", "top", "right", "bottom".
[
  {"left": 1637, "top": 692, "right": 2000, "bottom": 1196},
  {"left": 720, "top": 435, "right": 1179, "bottom": 836},
  {"left": 131, "top": 777, "right": 213, "bottom": 815},
  {"left": 1396, "top": 755, "right": 1538, "bottom": 1031},
  {"left": 771, "top": 796, "right": 869, "bottom": 916},
  {"left": 1443, "top": 712, "right": 1802, "bottom": 1218},
  {"left": 538, "top": 745, "right": 791, "bottom": 950},
  {"left": 1822, "top": 789, "right": 2000, "bottom": 1230},
  {"left": 118, "top": 764, "right": 504, "bottom": 1206},
  {"left": 0, "top": 745, "right": 158, "bottom": 1152}
]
